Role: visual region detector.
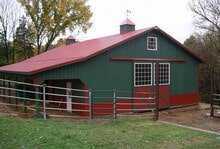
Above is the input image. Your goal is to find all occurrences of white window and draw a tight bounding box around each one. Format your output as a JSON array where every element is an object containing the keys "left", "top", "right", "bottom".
[
  {"left": 134, "top": 63, "right": 170, "bottom": 87},
  {"left": 134, "top": 63, "right": 152, "bottom": 86},
  {"left": 154, "top": 63, "right": 170, "bottom": 85},
  {"left": 147, "top": 37, "right": 157, "bottom": 50}
]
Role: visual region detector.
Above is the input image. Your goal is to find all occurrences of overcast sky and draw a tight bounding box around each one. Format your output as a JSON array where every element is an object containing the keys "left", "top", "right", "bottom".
[{"left": 76, "top": 0, "right": 195, "bottom": 43}]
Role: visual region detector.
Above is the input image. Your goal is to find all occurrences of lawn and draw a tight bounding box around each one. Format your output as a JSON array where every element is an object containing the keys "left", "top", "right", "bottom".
[{"left": 0, "top": 116, "right": 220, "bottom": 149}]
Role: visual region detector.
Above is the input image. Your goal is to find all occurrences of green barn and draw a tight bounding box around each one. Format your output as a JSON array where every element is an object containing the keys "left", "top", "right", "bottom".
[{"left": 0, "top": 19, "right": 203, "bottom": 115}]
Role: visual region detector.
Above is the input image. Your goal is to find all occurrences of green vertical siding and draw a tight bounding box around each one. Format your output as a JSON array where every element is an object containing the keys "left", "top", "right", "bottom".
[{"left": 36, "top": 30, "right": 199, "bottom": 97}]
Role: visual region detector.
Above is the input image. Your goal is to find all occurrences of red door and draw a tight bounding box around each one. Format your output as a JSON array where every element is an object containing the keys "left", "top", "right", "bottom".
[
  {"left": 133, "top": 63, "right": 171, "bottom": 109},
  {"left": 133, "top": 85, "right": 170, "bottom": 109}
]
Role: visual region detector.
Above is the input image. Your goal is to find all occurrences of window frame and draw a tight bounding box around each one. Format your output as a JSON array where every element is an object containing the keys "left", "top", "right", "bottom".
[
  {"left": 134, "top": 63, "right": 153, "bottom": 87},
  {"left": 147, "top": 36, "right": 158, "bottom": 51},
  {"left": 154, "top": 63, "right": 170, "bottom": 85},
  {"left": 134, "top": 62, "right": 170, "bottom": 87}
]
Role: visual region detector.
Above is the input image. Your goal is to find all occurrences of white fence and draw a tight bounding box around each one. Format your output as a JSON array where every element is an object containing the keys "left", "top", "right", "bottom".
[{"left": 0, "top": 78, "right": 158, "bottom": 120}]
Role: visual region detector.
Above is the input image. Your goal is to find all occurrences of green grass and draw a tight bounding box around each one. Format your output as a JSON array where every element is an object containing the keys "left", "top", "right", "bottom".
[{"left": 0, "top": 116, "right": 220, "bottom": 149}]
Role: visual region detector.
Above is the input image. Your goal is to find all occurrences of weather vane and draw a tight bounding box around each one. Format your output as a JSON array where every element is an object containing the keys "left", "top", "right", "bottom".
[{"left": 126, "top": 9, "right": 132, "bottom": 19}]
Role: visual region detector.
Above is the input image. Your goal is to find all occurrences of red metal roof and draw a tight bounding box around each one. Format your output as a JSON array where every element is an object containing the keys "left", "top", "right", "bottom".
[
  {"left": 0, "top": 28, "right": 149, "bottom": 75},
  {"left": 0, "top": 26, "right": 203, "bottom": 75},
  {"left": 120, "top": 18, "right": 135, "bottom": 25}
]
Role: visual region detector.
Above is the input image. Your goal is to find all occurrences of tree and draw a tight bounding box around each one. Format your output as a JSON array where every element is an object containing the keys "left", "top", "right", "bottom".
[
  {"left": 189, "top": 0, "right": 220, "bottom": 101},
  {"left": 190, "top": 0, "right": 220, "bottom": 34},
  {"left": 184, "top": 32, "right": 220, "bottom": 102},
  {"left": 184, "top": 35, "right": 200, "bottom": 52},
  {"left": 0, "top": 0, "right": 20, "bottom": 64},
  {"left": 13, "top": 16, "right": 35, "bottom": 61},
  {"left": 18, "top": 0, "right": 92, "bottom": 54},
  {"left": 0, "top": 32, "right": 7, "bottom": 66}
]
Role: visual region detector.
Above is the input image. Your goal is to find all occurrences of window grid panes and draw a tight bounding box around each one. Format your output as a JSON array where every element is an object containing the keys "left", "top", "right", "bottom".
[
  {"left": 134, "top": 63, "right": 170, "bottom": 86},
  {"left": 134, "top": 63, "right": 152, "bottom": 86},
  {"left": 147, "top": 37, "right": 157, "bottom": 50},
  {"left": 154, "top": 63, "right": 170, "bottom": 85}
]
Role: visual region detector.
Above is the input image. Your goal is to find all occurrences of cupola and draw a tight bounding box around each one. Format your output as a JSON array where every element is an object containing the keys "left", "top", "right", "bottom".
[{"left": 120, "top": 18, "right": 135, "bottom": 34}]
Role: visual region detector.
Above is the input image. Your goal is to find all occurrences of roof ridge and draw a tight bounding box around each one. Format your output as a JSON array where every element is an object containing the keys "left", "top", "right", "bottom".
[{"left": 60, "top": 27, "right": 150, "bottom": 49}]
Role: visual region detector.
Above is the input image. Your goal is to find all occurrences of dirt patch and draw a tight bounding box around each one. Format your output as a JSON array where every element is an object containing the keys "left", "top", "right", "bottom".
[
  {"left": 0, "top": 104, "right": 19, "bottom": 116},
  {"left": 160, "top": 104, "right": 220, "bottom": 133},
  {"left": 0, "top": 101, "right": 35, "bottom": 118}
]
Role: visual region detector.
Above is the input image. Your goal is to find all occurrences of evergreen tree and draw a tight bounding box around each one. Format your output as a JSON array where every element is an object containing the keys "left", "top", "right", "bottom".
[
  {"left": 13, "top": 16, "right": 34, "bottom": 61},
  {"left": 0, "top": 32, "right": 7, "bottom": 66}
]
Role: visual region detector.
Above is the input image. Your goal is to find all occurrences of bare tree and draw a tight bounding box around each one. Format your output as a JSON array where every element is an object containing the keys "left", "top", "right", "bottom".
[
  {"left": 0, "top": 0, "right": 21, "bottom": 64},
  {"left": 190, "top": 0, "right": 220, "bottom": 34}
]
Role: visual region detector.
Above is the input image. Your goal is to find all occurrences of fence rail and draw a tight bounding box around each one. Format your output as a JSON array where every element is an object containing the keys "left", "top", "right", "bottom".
[{"left": 0, "top": 78, "right": 158, "bottom": 120}]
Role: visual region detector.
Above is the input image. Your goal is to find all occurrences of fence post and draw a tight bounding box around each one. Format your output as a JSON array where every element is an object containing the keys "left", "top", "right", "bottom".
[
  {"left": 2, "top": 75, "right": 5, "bottom": 100},
  {"left": 15, "top": 83, "right": 18, "bottom": 110},
  {"left": 43, "top": 84, "right": 47, "bottom": 120},
  {"left": 154, "top": 62, "right": 160, "bottom": 121},
  {"left": 210, "top": 98, "right": 214, "bottom": 117},
  {"left": 21, "top": 84, "right": 27, "bottom": 113},
  {"left": 89, "top": 90, "right": 93, "bottom": 120},
  {"left": 8, "top": 82, "right": 11, "bottom": 104},
  {"left": 35, "top": 86, "right": 41, "bottom": 116},
  {"left": 66, "top": 82, "right": 72, "bottom": 113},
  {"left": 113, "top": 89, "right": 117, "bottom": 119},
  {"left": 210, "top": 65, "right": 214, "bottom": 117}
]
